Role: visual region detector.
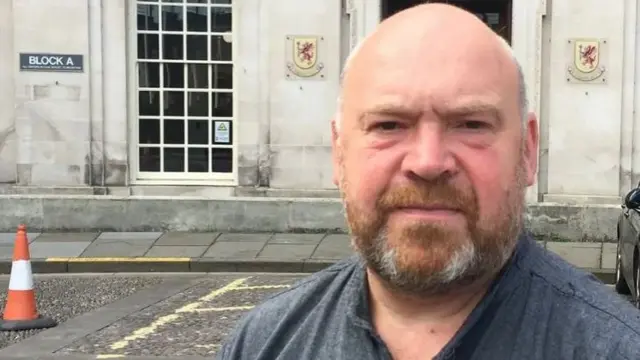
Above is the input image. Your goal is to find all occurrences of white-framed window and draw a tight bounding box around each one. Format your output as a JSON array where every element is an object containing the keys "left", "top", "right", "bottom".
[{"left": 133, "top": 0, "right": 235, "bottom": 183}]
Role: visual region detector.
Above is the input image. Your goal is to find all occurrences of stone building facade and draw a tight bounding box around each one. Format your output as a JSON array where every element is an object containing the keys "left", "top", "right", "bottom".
[{"left": 0, "top": 0, "right": 634, "bottom": 236}]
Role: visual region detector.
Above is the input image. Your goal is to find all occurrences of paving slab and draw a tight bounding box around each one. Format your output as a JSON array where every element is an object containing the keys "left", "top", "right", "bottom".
[
  {"left": 30, "top": 242, "right": 91, "bottom": 258},
  {"left": 154, "top": 232, "right": 220, "bottom": 246},
  {"left": 203, "top": 241, "right": 265, "bottom": 258},
  {"left": 216, "top": 232, "right": 273, "bottom": 242},
  {"left": 0, "top": 232, "right": 39, "bottom": 245},
  {"left": 268, "top": 233, "right": 326, "bottom": 245},
  {"left": 601, "top": 243, "right": 617, "bottom": 269},
  {"left": 311, "top": 234, "right": 353, "bottom": 259},
  {"left": 258, "top": 244, "right": 317, "bottom": 260},
  {"left": 95, "top": 232, "right": 163, "bottom": 242},
  {"left": 79, "top": 242, "right": 153, "bottom": 257},
  {"left": 0, "top": 246, "right": 15, "bottom": 260},
  {"left": 33, "top": 232, "right": 99, "bottom": 242},
  {"left": 145, "top": 245, "right": 209, "bottom": 258},
  {"left": 547, "top": 242, "right": 602, "bottom": 269}
]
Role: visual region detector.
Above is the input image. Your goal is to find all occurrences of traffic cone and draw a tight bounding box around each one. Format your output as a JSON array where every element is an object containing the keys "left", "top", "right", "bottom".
[{"left": 0, "top": 224, "right": 56, "bottom": 331}]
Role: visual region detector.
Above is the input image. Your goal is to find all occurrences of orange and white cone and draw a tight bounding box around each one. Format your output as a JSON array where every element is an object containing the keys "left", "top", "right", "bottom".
[{"left": 0, "top": 224, "right": 56, "bottom": 331}]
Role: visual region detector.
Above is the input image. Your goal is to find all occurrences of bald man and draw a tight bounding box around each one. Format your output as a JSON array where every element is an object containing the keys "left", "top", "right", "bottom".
[{"left": 217, "top": 4, "right": 640, "bottom": 360}]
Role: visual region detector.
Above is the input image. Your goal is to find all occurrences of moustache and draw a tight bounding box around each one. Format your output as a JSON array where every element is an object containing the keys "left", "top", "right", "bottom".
[{"left": 376, "top": 181, "right": 477, "bottom": 217}]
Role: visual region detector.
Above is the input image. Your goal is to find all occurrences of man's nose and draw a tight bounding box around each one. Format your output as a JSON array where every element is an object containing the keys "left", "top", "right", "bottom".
[{"left": 400, "top": 124, "right": 456, "bottom": 181}]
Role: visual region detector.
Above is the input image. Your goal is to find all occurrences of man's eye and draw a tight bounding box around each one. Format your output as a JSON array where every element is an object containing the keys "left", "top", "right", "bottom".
[
  {"left": 459, "top": 120, "right": 488, "bottom": 130},
  {"left": 373, "top": 121, "right": 401, "bottom": 131}
]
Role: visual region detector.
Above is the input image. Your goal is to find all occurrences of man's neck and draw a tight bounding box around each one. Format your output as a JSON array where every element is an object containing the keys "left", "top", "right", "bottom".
[{"left": 367, "top": 269, "right": 496, "bottom": 359}]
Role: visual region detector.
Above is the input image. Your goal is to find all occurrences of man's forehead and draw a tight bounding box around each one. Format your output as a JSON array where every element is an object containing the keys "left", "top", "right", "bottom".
[
  {"left": 356, "top": 93, "right": 503, "bottom": 117},
  {"left": 342, "top": 45, "right": 516, "bottom": 116}
]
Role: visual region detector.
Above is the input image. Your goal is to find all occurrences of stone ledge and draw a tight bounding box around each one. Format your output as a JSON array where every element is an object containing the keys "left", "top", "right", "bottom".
[{"left": 0, "top": 195, "right": 623, "bottom": 242}]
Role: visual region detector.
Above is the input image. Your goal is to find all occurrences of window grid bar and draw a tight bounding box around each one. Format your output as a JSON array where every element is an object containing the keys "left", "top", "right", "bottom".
[
  {"left": 182, "top": 1, "right": 188, "bottom": 172},
  {"left": 137, "top": 59, "right": 232, "bottom": 65},
  {"left": 139, "top": 87, "right": 232, "bottom": 93},
  {"left": 138, "top": 116, "right": 233, "bottom": 121},
  {"left": 208, "top": 7, "right": 213, "bottom": 172},
  {"left": 158, "top": 22, "right": 165, "bottom": 172},
  {"left": 137, "top": 30, "right": 231, "bottom": 36},
  {"left": 138, "top": 1, "right": 231, "bottom": 8},
  {"left": 138, "top": 144, "right": 234, "bottom": 149}
]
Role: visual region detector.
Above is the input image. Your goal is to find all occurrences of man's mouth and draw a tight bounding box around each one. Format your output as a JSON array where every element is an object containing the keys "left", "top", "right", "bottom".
[{"left": 391, "top": 205, "right": 464, "bottom": 219}]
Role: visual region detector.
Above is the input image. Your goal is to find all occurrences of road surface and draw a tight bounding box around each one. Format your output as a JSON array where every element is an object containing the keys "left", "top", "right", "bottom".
[{"left": 0, "top": 273, "right": 630, "bottom": 359}]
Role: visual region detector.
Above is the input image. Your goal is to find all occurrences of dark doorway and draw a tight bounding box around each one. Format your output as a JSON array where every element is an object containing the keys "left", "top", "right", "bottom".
[{"left": 381, "top": 0, "right": 512, "bottom": 44}]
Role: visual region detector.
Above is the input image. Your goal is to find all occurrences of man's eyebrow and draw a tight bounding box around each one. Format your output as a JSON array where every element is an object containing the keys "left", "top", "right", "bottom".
[
  {"left": 437, "top": 101, "right": 501, "bottom": 118},
  {"left": 358, "top": 103, "right": 420, "bottom": 120},
  {"left": 356, "top": 99, "right": 503, "bottom": 125}
]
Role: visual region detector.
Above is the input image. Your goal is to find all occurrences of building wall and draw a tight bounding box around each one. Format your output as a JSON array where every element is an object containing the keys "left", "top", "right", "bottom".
[
  {"left": 0, "top": 0, "right": 637, "bottom": 205},
  {"left": 0, "top": 1, "right": 16, "bottom": 184},
  {"left": 541, "top": 0, "right": 632, "bottom": 203}
]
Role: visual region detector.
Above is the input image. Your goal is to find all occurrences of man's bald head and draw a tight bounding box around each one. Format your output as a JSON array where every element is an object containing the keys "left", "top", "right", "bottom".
[{"left": 335, "top": 3, "right": 528, "bottom": 131}]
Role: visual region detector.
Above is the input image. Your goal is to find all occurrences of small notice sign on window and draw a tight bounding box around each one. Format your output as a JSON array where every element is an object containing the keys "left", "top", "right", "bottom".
[{"left": 214, "top": 121, "right": 231, "bottom": 144}]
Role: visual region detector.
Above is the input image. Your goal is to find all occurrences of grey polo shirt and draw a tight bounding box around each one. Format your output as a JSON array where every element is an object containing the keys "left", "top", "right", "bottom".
[{"left": 216, "top": 234, "right": 640, "bottom": 359}]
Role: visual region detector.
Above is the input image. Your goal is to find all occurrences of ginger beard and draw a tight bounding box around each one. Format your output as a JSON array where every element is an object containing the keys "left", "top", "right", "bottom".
[{"left": 339, "top": 149, "right": 528, "bottom": 296}]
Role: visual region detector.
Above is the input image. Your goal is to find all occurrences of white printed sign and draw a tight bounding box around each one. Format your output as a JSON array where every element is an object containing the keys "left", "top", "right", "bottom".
[{"left": 214, "top": 121, "right": 230, "bottom": 143}]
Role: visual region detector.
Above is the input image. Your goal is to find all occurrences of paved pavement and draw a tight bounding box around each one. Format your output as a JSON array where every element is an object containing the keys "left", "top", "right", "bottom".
[
  {"left": 0, "top": 273, "right": 631, "bottom": 360},
  {"left": 0, "top": 230, "right": 618, "bottom": 281},
  {"left": 0, "top": 273, "right": 306, "bottom": 359}
]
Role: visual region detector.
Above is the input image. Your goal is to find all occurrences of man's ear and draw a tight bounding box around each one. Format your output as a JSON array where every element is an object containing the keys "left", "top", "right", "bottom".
[
  {"left": 331, "top": 119, "right": 342, "bottom": 187},
  {"left": 523, "top": 111, "right": 539, "bottom": 187}
]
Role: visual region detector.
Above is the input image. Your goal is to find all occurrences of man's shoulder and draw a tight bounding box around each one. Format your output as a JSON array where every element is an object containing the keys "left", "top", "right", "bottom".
[
  {"left": 523, "top": 242, "right": 640, "bottom": 356},
  {"left": 216, "top": 256, "right": 362, "bottom": 359}
]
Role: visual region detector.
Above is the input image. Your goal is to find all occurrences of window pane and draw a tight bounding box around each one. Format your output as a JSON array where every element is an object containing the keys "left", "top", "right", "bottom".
[
  {"left": 138, "top": 34, "right": 159, "bottom": 59},
  {"left": 210, "top": 35, "right": 232, "bottom": 61},
  {"left": 188, "top": 120, "right": 208, "bottom": 144},
  {"left": 210, "top": 7, "right": 231, "bottom": 32},
  {"left": 188, "top": 148, "right": 209, "bottom": 172},
  {"left": 161, "top": 5, "right": 183, "bottom": 31},
  {"left": 139, "top": 91, "right": 160, "bottom": 116},
  {"left": 211, "top": 64, "right": 232, "bottom": 89},
  {"left": 164, "top": 148, "right": 185, "bottom": 172},
  {"left": 188, "top": 64, "right": 209, "bottom": 88},
  {"left": 187, "top": 35, "right": 208, "bottom": 60},
  {"left": 139, "top": 147, "right": 160, "bottom": 172},
  {"left": 164, "top": 91, "right": 185, "bottom": 116},
  {"left": 163, "top": 34, "right": 183, "bottom": 60},
  {"left": 187, "top": 6, "right": 208, "bottom": 32},
  {"left": 139, "top": 119, "right": 160, "bottom": 144},
  {"left": 137, "top": 4, "right": 159, "bottom": 30},
  {"left": 138, "top": 62, "right": 160, "bottom": 88},
  {"left": 211, "top": 92, "right": 232, "bottom": 117},
  {"left": 211, "top": 148, "right": 232, "bottom": 173},
  {"left": 164, "top": 119, "right": 185, "bottom": 144},
  {"left": 188, "top": 92, "right": 208, "bottom": 117},
  {"left": 163, "top": 63, "right": 185, "bottom": 88}
]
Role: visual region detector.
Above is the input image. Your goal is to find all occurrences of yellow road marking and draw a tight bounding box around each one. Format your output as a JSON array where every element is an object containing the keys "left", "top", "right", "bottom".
[
  {"left": 46, "top": 257, "right": 190, "bottom": 262},
  {"left": 108, "top": 277, "right": 249, "bottom": 351},
  {"left": 179, "top": 305, "right": 255, "bottom": 313},
  {"left": 234, "top": 285, "right": 291, "bottom": 290}
]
